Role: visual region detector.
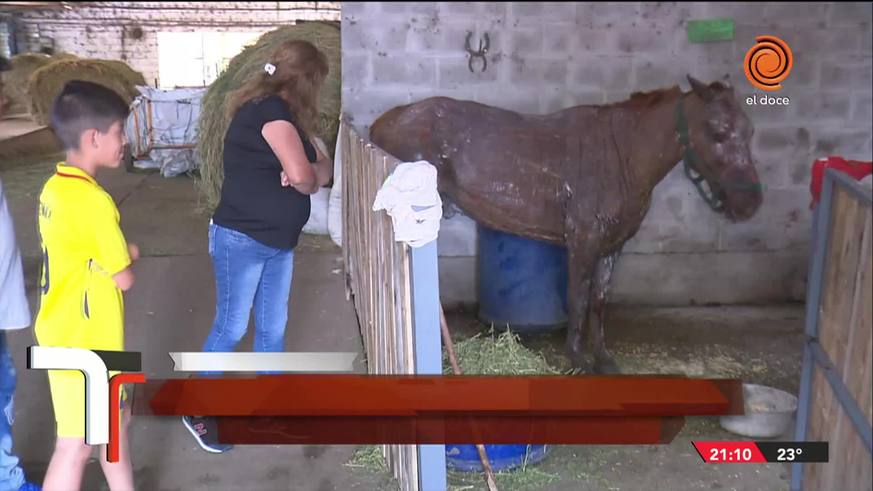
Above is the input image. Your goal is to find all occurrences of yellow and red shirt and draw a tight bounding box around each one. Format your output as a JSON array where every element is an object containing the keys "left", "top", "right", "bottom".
[{"left": 34, "top": 163, "right": 130, "bottom": 351}]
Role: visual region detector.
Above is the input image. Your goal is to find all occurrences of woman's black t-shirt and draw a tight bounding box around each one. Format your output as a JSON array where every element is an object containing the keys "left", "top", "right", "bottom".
[{"left": 212, "top": 95, "right": 317, "bottom": 250}]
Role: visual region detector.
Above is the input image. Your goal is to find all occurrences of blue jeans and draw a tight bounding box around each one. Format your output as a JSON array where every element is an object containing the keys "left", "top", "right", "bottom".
[
  {"left": 0, "top": 332, "right": 25, "bottom": 491},
  {"left": 202, "top": 223, "right": 294, "bottom": 369}
]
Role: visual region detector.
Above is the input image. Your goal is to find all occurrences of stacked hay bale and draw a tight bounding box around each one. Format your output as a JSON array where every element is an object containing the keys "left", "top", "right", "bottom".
[
  {"left": 1, "top": 52, "right": 78, "bottom": 117},
  {"left": 196, "top": 22, "right": 341, "bottom": 213},
  {"left": 27, "top": 58, "right": 146, "bottom": 126}
]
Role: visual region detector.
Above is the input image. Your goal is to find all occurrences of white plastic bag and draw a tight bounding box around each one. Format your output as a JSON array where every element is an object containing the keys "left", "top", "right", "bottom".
[
  {"left": 302, "top": 137, "right": 331, "bottom": 235},
  {"left": 303, "top": 187, "right": 330, "bottom": 235},
  {"left": 125, "top": 86, "right": 205, "bottom": 177},
  {"left": 327, "top": 134, "right": 343, "bottom": 246}
]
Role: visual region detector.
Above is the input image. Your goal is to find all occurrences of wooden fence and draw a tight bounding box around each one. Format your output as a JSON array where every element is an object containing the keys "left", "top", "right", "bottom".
[
  {"left": 792, "top": 169, "right": 872, "bottom": 491},
  {"left": 339, "top": 118, "right": 421, "bottom": 491}
]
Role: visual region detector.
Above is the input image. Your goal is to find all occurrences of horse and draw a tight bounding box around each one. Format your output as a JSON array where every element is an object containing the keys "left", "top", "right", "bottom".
[{"left": 369, "top": 75, "right": 763, "bottom": 373}]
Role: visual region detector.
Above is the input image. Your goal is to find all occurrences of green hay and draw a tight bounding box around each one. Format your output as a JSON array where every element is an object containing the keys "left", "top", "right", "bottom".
[
  {"left": 444, "top": 327, "right": 562, "bottom": 376},
  {"left": 442, "top": 328, "right": 561, "bottom": 490},
  {"left": 448, "top": 467, "right": 560, "bottom": 491},
  {"left": 26, "top": 58, "right": 146, "bottom": 126},
  {"left": 195, "top": 22, "right": 341, "bottom": 214},
  {"left": 344, "top": 445, "right": 388, "bottom": 473}
]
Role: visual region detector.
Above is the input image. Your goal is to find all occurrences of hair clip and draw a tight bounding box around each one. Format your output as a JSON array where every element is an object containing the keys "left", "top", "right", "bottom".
[{"left": 264, "top": 63, "right": 276, "bottom": 76}]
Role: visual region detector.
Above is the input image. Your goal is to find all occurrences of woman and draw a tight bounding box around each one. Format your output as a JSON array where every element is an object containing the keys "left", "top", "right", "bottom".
[{"left": 183, "top": 40, "right": 333, "bottom": 454}]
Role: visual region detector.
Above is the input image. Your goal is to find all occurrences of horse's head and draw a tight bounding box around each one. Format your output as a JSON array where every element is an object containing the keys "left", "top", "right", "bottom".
[{"left": 680, "top": 75, "right": 763, "bottom": 222}]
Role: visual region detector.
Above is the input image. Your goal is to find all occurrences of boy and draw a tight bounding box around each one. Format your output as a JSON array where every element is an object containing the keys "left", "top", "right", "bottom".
[{"left": 35, "top": 81, "right": 139, "bottom": 491}]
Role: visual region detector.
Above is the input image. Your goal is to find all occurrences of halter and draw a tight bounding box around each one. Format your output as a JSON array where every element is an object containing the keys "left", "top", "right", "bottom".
[{"left": 675, "top": 94, "right": 764, "bottom": 213}]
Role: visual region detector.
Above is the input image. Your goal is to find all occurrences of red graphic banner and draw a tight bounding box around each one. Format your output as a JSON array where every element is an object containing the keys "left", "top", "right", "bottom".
[{"left": 129, "top": 375, "right": 743, "bottom": 445}]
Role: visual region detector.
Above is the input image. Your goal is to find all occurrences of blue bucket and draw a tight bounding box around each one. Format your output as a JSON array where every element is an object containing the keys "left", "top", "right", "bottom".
[
  {"left": 477, "top": 225, "right": 568, "bottom": 332},
  {"left": 446, "top": 444, "right": 550, "bottom": 472}
]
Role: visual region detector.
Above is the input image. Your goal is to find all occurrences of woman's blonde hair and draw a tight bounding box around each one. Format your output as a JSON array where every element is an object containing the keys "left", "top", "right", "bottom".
[{"left": 227, "top": 39, "right": 329, "bottom": 136}]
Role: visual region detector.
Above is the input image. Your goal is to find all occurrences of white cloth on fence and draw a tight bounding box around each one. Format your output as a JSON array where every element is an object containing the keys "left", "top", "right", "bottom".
[{"left": 372, "top": 160, "right": 442, "bottom": 248}]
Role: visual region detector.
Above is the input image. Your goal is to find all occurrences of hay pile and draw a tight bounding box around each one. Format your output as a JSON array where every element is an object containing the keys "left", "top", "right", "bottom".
[
  {"left": 27, "top": 58, "right": 146, "bottom": 125},
  {"left": 1, "top": 52, "right": 78, "bottom": 116},
  {"left": 444, "top": 329, "right": 561, "bottom": 375},
  {"left": 196, "top": 22, "right": 341, "bottom": 213}
]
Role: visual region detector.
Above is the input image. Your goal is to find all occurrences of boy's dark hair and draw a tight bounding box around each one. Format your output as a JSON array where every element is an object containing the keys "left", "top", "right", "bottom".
[{"left": 49, "top": 80, "right": 129, "bottom": 150}]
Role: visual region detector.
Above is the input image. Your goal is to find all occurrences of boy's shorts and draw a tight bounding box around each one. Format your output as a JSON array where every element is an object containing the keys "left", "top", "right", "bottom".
[{"left": 47, "top": 369, "right": 129, "bottom": 438}]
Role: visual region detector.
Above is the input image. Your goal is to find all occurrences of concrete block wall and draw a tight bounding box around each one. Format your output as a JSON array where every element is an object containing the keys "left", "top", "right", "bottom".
[
  {"left": 10, "top": 2, "right": 340, "bottom": 86},
  {"left": 342, "top": 2, "right": 873, "bottom": 307}
]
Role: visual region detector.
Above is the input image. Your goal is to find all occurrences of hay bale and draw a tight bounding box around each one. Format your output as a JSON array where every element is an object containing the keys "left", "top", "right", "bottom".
[
  {"left": 196, "top": 22, "right": 341, "bottom": 213},
  {"left": 26, "top": 58, "right": 146, "bottom": 126},
  {"left": 1, "top": 53, "right": 65, "bottom": 116}
]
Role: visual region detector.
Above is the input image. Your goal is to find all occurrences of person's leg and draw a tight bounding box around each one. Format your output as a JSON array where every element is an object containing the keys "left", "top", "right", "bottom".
[
  {"left": 43, "top": 369, "right": 90, "bottom": 491},
  {"left": 185, "top": 224, "right": 268, "bottom": 453},
  {"left": 42, "top": 438, "right": 91, "bottom": 491},
  {"left": 0, "top": 331, "right": 26, "bottom": 491},
  {"left": 253, "top": 248, "right": 294, "bottom": 355},
  {"left": 201, "top": 224, "right": 266, "bottom": 357},
  {"left": 99, "top": 405, "right": 133, "bottom": 491}
]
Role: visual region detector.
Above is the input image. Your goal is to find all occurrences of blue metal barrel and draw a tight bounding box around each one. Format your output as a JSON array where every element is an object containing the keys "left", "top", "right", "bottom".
[
  {"left": 446, "top": 444, "right": 550, "bottom": 472},
  {"left": 477, "top": 225, "right": 568, "bottom": 331}
]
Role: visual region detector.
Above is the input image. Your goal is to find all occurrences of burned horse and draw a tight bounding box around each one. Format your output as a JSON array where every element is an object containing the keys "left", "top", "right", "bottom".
[{"left": 370, "top": 76, "right": 763, "bottom": 373}]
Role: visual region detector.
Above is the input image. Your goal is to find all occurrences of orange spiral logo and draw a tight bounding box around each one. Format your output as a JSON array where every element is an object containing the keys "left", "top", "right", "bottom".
[{"left": 744, "top": 35, "right": 793, "bottom": 92}]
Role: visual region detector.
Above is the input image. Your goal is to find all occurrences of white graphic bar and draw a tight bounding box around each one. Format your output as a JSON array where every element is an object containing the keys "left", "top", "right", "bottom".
[
  {"left": 168, "top": 352, "right": 359, "bottom": 373},
  {"left": 28, "top": 347, "right": 110, "bottom": 445}
]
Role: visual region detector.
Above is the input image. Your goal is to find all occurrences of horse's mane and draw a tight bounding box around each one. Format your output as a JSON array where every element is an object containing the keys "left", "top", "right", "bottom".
[{"left": 608, "top": 86, "right": 682, "bottom": 108}]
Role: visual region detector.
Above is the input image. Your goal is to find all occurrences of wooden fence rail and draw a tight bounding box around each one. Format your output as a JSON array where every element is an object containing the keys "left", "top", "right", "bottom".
[
  {"left": 340, "top": 118, "right": 421, "bottom": 491},
  {"left": 793, "top": 169, "right": 872, "bottom": 491}
]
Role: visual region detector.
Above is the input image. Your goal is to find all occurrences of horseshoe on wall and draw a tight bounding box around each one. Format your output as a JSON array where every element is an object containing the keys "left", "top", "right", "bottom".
[{"left": 464, "top": 31, "right": 490, "bottom": 73}]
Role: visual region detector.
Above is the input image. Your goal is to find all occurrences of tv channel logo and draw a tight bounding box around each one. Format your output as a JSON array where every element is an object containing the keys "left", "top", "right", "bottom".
[{"left": 27, "top": 346, "right": 146, "bottom": 462}]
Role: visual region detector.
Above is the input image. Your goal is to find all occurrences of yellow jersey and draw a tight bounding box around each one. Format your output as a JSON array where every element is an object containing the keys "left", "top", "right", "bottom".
[{"left": 34, "top": 163, "right": 130, "bottom": 351}]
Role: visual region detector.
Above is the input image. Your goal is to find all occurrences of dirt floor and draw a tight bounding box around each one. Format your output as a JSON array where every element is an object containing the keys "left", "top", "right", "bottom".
[{"left": 1, "top": 153, "right": 805, "bottom": 491}]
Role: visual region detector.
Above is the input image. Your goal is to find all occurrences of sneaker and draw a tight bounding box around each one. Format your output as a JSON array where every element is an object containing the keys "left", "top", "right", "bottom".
[
  {"left": 182, "top": 415, "right": 233, "bottom": 453},
  {"left": 18, "top": 483, "right": 43, "bottom": 491}
]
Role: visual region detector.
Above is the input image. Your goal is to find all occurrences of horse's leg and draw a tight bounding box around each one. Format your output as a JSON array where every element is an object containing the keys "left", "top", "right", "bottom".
[
  {"left": 565, "top": 242, "right": 595, "bottom": 372},
  {"left": 589, "top": 252, "right": 621, "bottom": 374}
]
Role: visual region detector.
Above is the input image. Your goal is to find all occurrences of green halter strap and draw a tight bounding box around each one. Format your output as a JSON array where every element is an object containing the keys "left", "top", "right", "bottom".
[{"left": 675, "top": 94, "right": 725, "bottom": 213}]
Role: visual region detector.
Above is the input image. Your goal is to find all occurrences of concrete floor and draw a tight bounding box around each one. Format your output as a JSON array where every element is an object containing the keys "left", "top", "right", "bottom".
[
  {"left": 0, "top": 117, "right": 61, "bottom": 161},
  {"left": 3, "top": 159, "right": 383, "bottom": 491}
]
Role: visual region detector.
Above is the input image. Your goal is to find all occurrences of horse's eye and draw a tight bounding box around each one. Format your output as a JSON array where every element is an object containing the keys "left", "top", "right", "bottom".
[{"left": 709, "top": 125, "right": 729, "bottom": 142}]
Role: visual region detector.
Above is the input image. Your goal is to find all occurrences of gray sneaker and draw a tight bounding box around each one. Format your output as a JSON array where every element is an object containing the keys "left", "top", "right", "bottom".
[{"left": 182, "top": 415, "right": 234, "bottom": 453}]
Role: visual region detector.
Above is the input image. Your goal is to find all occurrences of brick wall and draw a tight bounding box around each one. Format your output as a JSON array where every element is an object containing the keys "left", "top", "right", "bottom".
[
  {"left": 10, "top": 2, "right": 340, "bottom": 85},
  {"left": 342, "top": 2, "right": 873, "bottom": 307}
]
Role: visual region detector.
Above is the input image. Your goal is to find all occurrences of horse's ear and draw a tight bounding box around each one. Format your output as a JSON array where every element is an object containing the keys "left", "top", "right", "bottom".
[
  {"left": 721, "top": 73, "right": 732, "bottom": 89},
  {"left": 687, "top": 75, "right": 714, "bottom": 101}
]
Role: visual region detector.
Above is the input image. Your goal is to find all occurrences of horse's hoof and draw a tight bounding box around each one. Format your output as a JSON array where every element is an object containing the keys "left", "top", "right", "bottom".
[
  {"left": 593, "top": 356, "right": 621, "bottom": 375},
  {"left": 569, "top": 355, "right": 594, "bottom": 375}
]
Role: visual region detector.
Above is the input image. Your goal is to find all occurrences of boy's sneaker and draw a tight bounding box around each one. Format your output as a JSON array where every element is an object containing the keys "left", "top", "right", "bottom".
[
  {"left": 182, "top": 415, "right": 233, "bottom": 453},
  {"left": 18, "top": 483, "right": 43, "bottom": 491}
]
